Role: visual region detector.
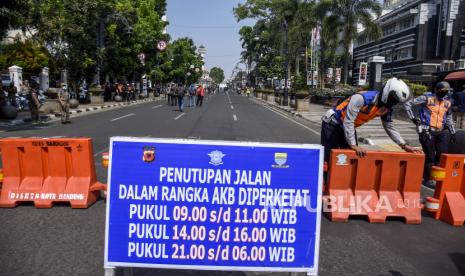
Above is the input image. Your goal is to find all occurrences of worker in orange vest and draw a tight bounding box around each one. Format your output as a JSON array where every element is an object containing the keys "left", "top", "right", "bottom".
[
  {"left": 321, "top": 77, "right": 421, "bottom": 162},
  {"left": 405, "top": 81, "right": 456, "bottom": 186}
]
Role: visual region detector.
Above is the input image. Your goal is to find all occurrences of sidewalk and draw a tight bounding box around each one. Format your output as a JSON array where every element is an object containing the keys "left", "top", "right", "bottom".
[
  {"left": 0, "top": 97, "right": 163, "bottom": 128},
  {"left": 251, "top": 96, "right": 420, "bottom": 151}
]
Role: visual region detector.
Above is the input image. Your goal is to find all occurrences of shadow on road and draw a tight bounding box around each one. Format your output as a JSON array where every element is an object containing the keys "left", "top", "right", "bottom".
[{"left": 449, "top": 253, "right": 465, "bottom": 276}]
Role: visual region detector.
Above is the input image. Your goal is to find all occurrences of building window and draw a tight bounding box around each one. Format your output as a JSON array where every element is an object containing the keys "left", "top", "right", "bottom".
[
  {"left": 399, "top": 17, "right": 415, "bottom": 30},
  {"left": 461, "top": 45, "right": 465, "bottom": 58},
  {"left": 396, "top": 47, "right": 412, "bottom": 59},
  {"left": 383, "top": 24, "right": 396, "bottom": 36}
]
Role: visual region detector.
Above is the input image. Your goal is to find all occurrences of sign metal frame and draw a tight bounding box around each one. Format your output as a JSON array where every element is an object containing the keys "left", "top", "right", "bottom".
[{"left": 104, "top": 136, "right": 323, "bottom": 276}]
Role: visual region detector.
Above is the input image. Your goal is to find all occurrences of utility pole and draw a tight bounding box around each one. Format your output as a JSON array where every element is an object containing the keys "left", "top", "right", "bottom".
[{"left": 283, "top": 19, "right": 289, "bottom": 106}]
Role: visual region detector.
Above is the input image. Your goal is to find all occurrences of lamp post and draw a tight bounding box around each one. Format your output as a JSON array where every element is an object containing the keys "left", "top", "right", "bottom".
[
  {"left": 94, "top": 13, "right": 132, "bottom": 86},
  {"left": 282, "top": 19, "right": 289, "bottom": 106}
]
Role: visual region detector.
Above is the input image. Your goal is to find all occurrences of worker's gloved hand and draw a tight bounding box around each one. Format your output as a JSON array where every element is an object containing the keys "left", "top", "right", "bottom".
[
  {"left": 450, "top": 133, "right": 456, "bottom": 144},
  {"left": 350, "top": 145, "right": 367, "bottom": 158},
  {"left": 411, "top": 118, "right": 420, "bottom": 126},
  {"left": 402, "top": 144, "right": 423, "bottom": 154}
]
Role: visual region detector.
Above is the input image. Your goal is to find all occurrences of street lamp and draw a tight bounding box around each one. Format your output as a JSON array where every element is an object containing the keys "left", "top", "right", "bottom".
[{"left": 95, "top": 13, "right": 132, "bottom": 85}]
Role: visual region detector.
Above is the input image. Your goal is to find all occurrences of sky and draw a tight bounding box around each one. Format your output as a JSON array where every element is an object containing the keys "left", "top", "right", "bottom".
[{"left": 166, "top": 0, "right": 254, "bottom": 80}]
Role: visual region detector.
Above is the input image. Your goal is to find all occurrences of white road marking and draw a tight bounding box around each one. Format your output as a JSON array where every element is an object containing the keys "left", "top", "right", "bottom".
[
  {"left": 261, "top": 104, "right": 320, "bottom": 135},
  {"left": 230, "top": 105, "right": 234, "bottom": 110},
  {"left": 174, "top": 113, "right": 185, "bottom": 120},
  {"left": 233, "top": 114, "right": 237, "bottom": 121},
  {"left": 151, "top": 104, "right": 163, "bottom": 109},
  {"left": 111, "top": 113, "right": 134, "bottom": 122}
]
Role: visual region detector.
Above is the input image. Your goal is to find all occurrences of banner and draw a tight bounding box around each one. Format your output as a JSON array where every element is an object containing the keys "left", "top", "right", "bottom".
[
  {"left": 358, "top": 63, "right": 368, "bottom": 86},
  {"left": 105, "top": 137, "right": 323, "bottom": 274}
]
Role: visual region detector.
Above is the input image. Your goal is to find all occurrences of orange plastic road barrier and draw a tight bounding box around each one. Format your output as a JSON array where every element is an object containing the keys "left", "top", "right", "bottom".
[
  {"left": 426, "top": 154, "right": 465, "bottom": 226},
  {"left": 0, "top": 138, "right": 106, "bottom": 208},
  {"left": 324, "top": 149, "right": 425, "bottom": 224}
]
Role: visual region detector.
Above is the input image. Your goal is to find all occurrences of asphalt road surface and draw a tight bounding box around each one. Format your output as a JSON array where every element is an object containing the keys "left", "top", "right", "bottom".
[{"left": 0, "top": 92, "right": 464, "bottom": 276}]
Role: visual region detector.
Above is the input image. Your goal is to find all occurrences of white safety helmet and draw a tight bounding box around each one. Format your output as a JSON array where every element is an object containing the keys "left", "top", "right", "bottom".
[{"left": 381, "top": 77, "right": 410, "bottom": 104}]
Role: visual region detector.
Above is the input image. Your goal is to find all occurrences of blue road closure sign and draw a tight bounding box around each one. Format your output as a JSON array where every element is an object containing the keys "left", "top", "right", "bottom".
[{"left": 104, "top": 137, "right": 323, "bottom": 275}]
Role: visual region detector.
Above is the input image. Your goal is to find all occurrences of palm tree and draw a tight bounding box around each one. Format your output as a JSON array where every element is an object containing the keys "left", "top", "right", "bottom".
[{"left": 325, "top": 0, "right": 382, "bottom": 84}]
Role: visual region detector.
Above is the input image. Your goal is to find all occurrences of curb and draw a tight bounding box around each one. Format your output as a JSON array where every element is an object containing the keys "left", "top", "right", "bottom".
[{"left": 0, "top": 97, "right": 161, "bottom": 127}]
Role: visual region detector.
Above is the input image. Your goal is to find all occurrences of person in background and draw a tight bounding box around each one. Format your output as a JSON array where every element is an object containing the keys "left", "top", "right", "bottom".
[
  {"left": 405, "top": 81, "right": 456, "bottom": 187},
  {"left": 0, "top": 85, "right": 6, "bottom": 106},
  {"left": 104, "top": 82, "right": 111, "bottom": 101},
  {"left": 177, "top": 84, "right": 185, "bottom": 112},
  {"left": 196, "top": 84, "right": 205, "bottom": 107},
  {"left": 453, "top": 84, "right": 465, "bottom": 130},
  {"left": 27, "top": 80, "right": 41, "bottom": 124},
  {"left": 58, "top": 83, "right": 71, "bottom": 124},
  {"left": 188, "top": 84, "right": 196, "bottom": 107},
  {"left": 7, "top": 82, "right": 17, "bottom": 107},
  {"left": 321, "top": 77, "right": 420, "bottom": 163}
]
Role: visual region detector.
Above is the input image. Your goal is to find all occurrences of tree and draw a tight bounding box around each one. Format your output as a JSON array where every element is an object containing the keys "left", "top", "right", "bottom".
[
  {"left": 210, "top": 67, "right": 225, "bottom": 84},
  {"left": 235, "top": 0, "right": 316, "bottom": 87},
  {"left": 0, "top": 38, "right": 50, "bottom": 76},
  {"left": 327, "top": 0, "right": 382, "bottom": 83},
  {"left": 0, "top": 0, "right": 29, "bottom": 39},
  {"left": 163, "top": 38, "right": 203, "bottom": 84}
]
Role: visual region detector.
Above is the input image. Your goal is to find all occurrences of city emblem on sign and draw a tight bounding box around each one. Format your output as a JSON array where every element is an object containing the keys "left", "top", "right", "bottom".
[
  {"left": 336, "top": 153, "right": 348, "bottom": 166},
  {"left": 272, "top": 152, "right": 289, "bottom": 168},
  {"left": 142, "top": 146, "right": 156, "bottom": 163},
  {"left": 208, "top": 150, "right": 225, "bottom": 166}
]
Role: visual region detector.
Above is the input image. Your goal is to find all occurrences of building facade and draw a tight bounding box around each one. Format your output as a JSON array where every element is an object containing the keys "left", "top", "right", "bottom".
[{"left": 352, "top": 0, "right": 465, "bottom": 85}]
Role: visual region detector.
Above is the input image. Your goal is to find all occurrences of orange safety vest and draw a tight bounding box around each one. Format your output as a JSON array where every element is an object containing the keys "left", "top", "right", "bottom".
[
  {"left": 333, "top": 90, "right": 389, "bottom": 127},
  {"left": 419, "top": 94, "right": 452, "bottom": 130}
]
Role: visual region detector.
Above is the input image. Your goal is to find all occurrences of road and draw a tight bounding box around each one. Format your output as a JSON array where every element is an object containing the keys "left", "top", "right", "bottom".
[{"left": 0, "top": 92, "right": 464, "bottom": 276}]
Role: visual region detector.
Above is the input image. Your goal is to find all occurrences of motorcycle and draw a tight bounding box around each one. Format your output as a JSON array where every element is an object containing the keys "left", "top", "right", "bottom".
[
  {"left": 15, "top": 93, "right": 29, "bottom": 111},
  {"left": 78, "top": 87, "right": 90, "bottom": 104}
]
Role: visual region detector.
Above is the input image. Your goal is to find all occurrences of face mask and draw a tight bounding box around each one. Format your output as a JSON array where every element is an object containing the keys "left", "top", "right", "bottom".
[{"left": 436, "top": 90, "right": 447, "bottom": 99}]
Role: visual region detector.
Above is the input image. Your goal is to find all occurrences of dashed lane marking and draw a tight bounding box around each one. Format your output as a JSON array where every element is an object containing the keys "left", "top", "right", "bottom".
[
  {"left": 111, "top": 113, "right": 134, "bottom": 122},
  {"left": 151, "top": 105, "right": 163, "bottom": 109},
  {"left": 233, "top": 114, "right": 237, "bottom": 121},
  {"left": 174, "top": 113, "right": 185, "bottom": 120}
]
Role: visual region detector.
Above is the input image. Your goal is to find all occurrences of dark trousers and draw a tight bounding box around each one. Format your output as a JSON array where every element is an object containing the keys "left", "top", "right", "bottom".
[
  {"left": 196, "top": 95, "right": 203, "bottom": 106},
  {"left": 321, "top": 121, "right": 352, "bottom": 162},
  {"left": 168, "top": 94, "right": 177, "bottom": 106},
  {"left": 420, "top": 130, "right": 448, "bottom": 181},
  {"left": 178, "top": 96, "right": 184, "bottom": 112},
  {"left": 29, "top": 104, "right": 39, "bottom": 122}
]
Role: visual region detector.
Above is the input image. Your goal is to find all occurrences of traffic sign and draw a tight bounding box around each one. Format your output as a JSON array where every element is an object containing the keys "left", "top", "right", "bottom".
[
  {"left": 105, "top": 137, "right": 323, "bottom": 275},
  {"left": 157, "top": 40, "right": 167, "bottom": 51}
]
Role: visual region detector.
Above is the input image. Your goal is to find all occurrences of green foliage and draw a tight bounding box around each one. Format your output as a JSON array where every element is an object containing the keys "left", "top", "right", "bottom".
[
  {"left": 0, "top": 0, "right": 177, "bottom": 86},
  {"left": 404, "top": 80, "right": 428, "bottom": 96},
  {"left": 160, "top": 37, "right": 203, "bottom": 84},
  {"left": 235, "top": 0, "right": 382, "bottom": 85},
  {"left": 294, "top": 90, "right": 309, "bottom": 99},
  {"left": 210, "top": 67, "right": 225, "bottom": 84},
  {"left": 0, "top": 38, "right": 50, "bottom": 75}
]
